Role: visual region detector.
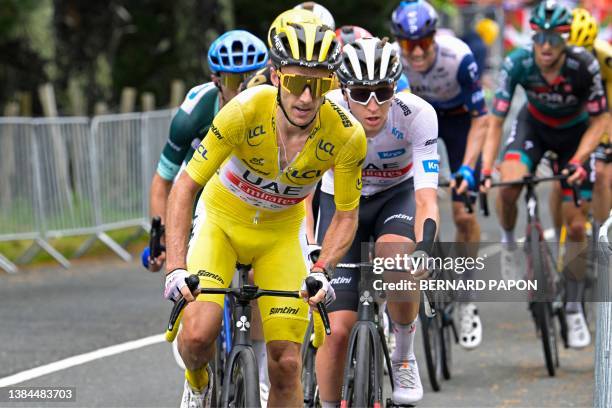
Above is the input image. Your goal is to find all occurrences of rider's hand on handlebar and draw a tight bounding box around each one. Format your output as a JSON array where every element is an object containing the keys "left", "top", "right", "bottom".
[
  {"left": 562, "top": 159, "right": 587, "bottom": 185},
  {"left": 164, "top": 269, "right": 198, "bottom": 302},
  {"left": 300, "top": 266, "right": 335, "bottom": 307},
  {"left": 453, "top": 165, "right": 476, "bottom": 195},
  {"left": 480, "top": 169, "right": 492, "bottom": 193},
  {"left": 148, "top": 250, "right": 166, "bottom": 272}
]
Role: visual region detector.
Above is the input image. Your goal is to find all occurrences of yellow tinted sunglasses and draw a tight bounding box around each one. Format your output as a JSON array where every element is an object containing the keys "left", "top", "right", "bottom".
[
  {"left": 219, "top": 72, "right": 252, "bottom": 90},
  {"left": 279, "top": 72, "right": 334, "bottom": 97}
]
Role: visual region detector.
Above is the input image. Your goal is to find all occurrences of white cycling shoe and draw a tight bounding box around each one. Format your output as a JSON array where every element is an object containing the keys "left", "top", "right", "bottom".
[
  {"left": 391, "top": 357, "right": 423, "bottom": 405},
  {"left": 566, "top": 311, "right": 591, "bottom": 349},
  {"left": 180, "top": 366, "right": 213, "bottom": 408},
  {"left": 458, "top": 302, "right": 482, "bottom": 349}
]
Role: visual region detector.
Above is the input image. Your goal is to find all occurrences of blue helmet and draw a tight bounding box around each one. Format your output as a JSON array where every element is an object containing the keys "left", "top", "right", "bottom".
[
  {"left": 391, "top": 0, "right": 438, "bottom": 40},
  {"left": 207, "top": 30, "right": 268, "bottom": 73}
]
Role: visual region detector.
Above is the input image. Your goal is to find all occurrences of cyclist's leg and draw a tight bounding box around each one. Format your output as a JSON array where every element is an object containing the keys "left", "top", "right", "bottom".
[
  {"left": 182, "top": 204, "right": 238, "bottom": 395},
  {"left": 497, "top": 105, "right": 541, "bottom": 234},
  {"left": 372, "top": 179, "right": 422, "bottom": 404},
  {"left": 549, "top": 182, "right": 563, "bottom": 240},
  {"left": 552, "top": 122, "right": 592, "bottom": 348},
  {"left": 314, "top": 191, "right": 363, "bottom": 407},
  {"left": 252, "top": 219, "right": 311, "bottom": 407}
]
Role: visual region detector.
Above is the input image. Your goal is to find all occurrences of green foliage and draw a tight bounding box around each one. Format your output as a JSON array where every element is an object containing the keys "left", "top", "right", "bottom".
[{"left": 0, "top": 0, "right": 461, "bottom": 115}]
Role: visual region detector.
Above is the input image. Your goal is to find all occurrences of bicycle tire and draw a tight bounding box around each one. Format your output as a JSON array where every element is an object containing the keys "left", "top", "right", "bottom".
[
  {"left": 529, "top": 227, "right": 559, "bottom": 376},
  {"left": 419, "top": 306, "right": 443, "bottom": 391},
  {"left": 224, "top": 348, "right": 260, "bottom": 407},
  {"left": 301, "top": 328, "right": 319, "bottom": 408},
  {"left": 353, "top": 325, "right": 372, "bottom": 407},
  {"left": 534, "top": 302, "right": 558, "bottom": 376},
  {"left": 441, "top": 306, "right": 453, "bottom": 380}
]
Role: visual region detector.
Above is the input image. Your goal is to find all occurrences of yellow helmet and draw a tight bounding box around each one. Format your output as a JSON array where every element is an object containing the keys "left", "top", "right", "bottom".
[
  {"left": 569, "top": 8, "right": 598, "bottom": 48},
  {"left": 268, "top": 9, "right": 321, "bottom": 47},
  {"left": 269, "top": 18, "right": 341, "bottom": 71},
  {"left": 475, "top": 18, "right": 499, "bottom": 46}
]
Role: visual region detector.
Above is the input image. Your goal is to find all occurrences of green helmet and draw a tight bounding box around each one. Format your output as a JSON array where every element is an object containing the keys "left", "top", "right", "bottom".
[{"left": 529, "top": 0, "right": 572, "bottom": 31}]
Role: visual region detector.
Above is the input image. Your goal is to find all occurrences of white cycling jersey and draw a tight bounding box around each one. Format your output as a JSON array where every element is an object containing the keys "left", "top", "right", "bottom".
[
  {"left": 321, "top": 89, "right": 439, "bottom": 197},
  {"left": 400, "top": 34, "right": 487, "bottom": 116}
]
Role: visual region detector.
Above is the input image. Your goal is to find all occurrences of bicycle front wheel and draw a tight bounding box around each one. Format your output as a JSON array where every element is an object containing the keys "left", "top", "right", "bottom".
[
  {"left": 224, "top": 348, "right": 260, "bottom": 407},
  {"left": 529, "top": 226, "right": 559, "bottom": 376}
]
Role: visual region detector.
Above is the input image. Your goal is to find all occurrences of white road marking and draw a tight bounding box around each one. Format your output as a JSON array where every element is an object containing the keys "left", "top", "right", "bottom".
[{"left": 0, "top": 334, "right": 165, "bottom": 387}]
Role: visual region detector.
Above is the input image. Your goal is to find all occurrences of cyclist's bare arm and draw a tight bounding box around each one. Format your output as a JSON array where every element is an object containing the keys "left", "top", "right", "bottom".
[
  {"left": 463, "top": 115, "right": 489, "bottom": 169},
  {"left": 165, "top": 172, "right": 202, "bottom": 301},
  {"left": 481, "top": 115, "right": 505, "bottom": 184},
  {"left": 304, "top": 192, "right": 317, "bottom": 244},
  {"left": 317, "top": 208, "right": 358, "bottom": 270},
  {"left": 415, "top": 188, "right": 439, "bottom": 242},
  {"left": 456, "top": 114, "right": 488, "bottom": 193},
  {"left": 150, "top": 173, "right": 173, "bottom": 224},
  {"left": 571, "top": 112, "right": 610, "bottom": 163}
]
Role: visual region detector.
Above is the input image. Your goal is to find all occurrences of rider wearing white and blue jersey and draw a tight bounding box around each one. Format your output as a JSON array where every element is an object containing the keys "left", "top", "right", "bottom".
[
  {"left": 313, "top": 37, "right": 439, "bottom": 407},
  {"left": 391, "top": 0, "right": 489, "bottom": 349}
]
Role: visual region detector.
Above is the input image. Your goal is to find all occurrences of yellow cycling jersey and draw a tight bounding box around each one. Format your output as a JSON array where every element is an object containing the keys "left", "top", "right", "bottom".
[
  {"left": 593, "top": 39, "right": 612, "bottom": 105},
  {"left": 186, "top": 85, "right": 367, "bottom": 224}
]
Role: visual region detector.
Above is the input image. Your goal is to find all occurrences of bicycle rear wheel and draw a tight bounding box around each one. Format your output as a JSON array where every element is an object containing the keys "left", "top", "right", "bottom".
[
  {"left": 223, "top": 348, "right": 260, "bottom": 407},
  {"left": 419, "top": 306, "right": 443, "bottom": 391}
]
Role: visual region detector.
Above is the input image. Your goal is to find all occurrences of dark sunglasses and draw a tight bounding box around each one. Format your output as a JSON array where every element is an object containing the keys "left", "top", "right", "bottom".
[
  {"left": 398, "top": 35, "right": 435, "bottom": 53},
  {"left": 532, "top": 30, "right": 568, "bottom": 47},
  {"left": 346, "top": 86, "right": 395, "bottom": 105}
]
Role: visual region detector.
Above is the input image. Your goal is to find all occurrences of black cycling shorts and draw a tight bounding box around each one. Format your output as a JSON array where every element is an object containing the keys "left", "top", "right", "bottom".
[
  {"left": 438, "top": 111, "right": 482, "bottom": 203},
  {"left": 316, "top": 178, "right": 416, "bottom": 312},
  {"left": 503, "top": 104, "right": 593, "bottom": 198}
]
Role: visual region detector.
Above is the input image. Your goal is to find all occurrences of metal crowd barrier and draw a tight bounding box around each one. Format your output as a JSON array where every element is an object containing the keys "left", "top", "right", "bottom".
[
  {"left": 0, "top": 110, "right": 173, "bottom": 272},
  {"left": 594, "top": 213, "right": 612, "bottom": 408}
]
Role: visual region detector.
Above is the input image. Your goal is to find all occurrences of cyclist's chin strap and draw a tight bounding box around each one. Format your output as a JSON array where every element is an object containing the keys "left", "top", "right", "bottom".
[{"left": 276, "top": 87, "right": 317, "bottom": 130}]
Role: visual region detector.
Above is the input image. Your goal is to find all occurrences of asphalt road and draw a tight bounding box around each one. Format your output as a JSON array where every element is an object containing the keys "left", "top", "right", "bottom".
[{"left": 0, "top": 188, "right": 597, "bottom": 407}]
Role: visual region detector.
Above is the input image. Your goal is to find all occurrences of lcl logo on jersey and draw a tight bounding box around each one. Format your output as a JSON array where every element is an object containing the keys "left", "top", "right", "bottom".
[
  {"left": 315, "top": 140, "right": 335, "bottom": 161},
  {"left": 247, "top": 125, "right": 266, "bottom": 146},
  {"left": 196, "top": 144, "right": 208, "bottom": 160},
  {"left": 285, "top": 168, "right": 323, "bottom": 184}
]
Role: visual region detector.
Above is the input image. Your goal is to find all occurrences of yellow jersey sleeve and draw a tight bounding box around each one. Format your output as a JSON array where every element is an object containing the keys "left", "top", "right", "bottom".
[
  {"left": 332, "top": 125, "right": 367, "bottom": 211},
  {"left": 186, "top": 98, "right": 246, "bottom": 185}
]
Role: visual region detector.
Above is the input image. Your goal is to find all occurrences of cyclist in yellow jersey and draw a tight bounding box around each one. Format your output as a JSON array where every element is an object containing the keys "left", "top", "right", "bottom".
[
  {"left": 549, "top": 8, "right": 612, "bottom": 249},
  {"left": 164, "top": 16, "right": 366, "bottom": 408}
]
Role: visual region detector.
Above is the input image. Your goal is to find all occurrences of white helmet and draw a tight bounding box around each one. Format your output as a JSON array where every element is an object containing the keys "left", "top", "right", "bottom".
[
  {"left": 336, "top": 37, "right": 403, "bottom": 87},
  {"left": 294, "top": 2, "right": 335, "bottom": 30}
]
